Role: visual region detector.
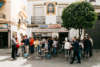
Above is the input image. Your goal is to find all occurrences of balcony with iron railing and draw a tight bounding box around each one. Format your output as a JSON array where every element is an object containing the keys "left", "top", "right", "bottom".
[
  {"left": 56, "top": 16, "right": 63, "bottom": 24},
  {"left": 0, "top": 13, "right": 5, "bottom": 20},
  {"left": 31, "top": 16, "right": 45, "bottom": 24}
]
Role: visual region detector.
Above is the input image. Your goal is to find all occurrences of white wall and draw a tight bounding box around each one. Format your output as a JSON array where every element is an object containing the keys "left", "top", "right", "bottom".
[
  {"left": 11, "top": 25, "right": 19, "bottom": 39},
  {"left": 27, "top": 28, "right": 33, "bottom": 37},
  {"left": 11, "top": 0, "right": 27, "bottom": 44},
  {"left": 27, "top": 0, "right": 85, "bottom": 39},
  {"left": 27, "top": 0, "right": 76, "bottom": 24},
  {"left": 69, "top": 28, "right": 84, "bottom": 41},
  {"left": 52, "top": 32, "right": 59, "bottom": 37},
  {"left": 11, "top": 25, "right": 26, "bottom": 43},
  {"left": 11, "top": 0, "right": 27, "bottom": 22},
  {"left": 96, "top": 0, "right": 100, "bottom": 5},
  {"left": 0, "top": 0, "right": 11, "bottom": 21}
]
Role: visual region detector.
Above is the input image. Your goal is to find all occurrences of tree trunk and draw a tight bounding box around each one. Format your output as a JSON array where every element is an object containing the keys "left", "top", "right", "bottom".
[{"left": 79, "top": 28, "right": 82, "bottom": 40}]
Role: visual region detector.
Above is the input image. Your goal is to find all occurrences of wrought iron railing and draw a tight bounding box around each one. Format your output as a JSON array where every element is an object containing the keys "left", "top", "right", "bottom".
[
  {"left": 0, "top": 13, "right": 5, "bottom": 19},
  {"left": 31, "top": 16, "right": 45, "bottom": 24},
  {"left": 56, "top": 16, "right": 63, "bottom": 24}
]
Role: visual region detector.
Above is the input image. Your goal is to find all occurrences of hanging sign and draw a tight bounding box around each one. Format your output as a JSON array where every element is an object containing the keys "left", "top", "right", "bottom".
[
  {"left": 0, "top": 24, "right": 8, "bottom": 28},
  {"left": 38, "top": 25, "right": 61, "bottom": 28}
]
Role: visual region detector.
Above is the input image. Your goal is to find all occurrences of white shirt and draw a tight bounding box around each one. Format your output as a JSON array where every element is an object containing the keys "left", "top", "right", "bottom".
[
  {"left": 44, "top": 43, "right": 48, "bottom": 50},
  {"left": 79, "top": 42, "right": 84, "bottom": 49},
  {"left": 89, "top": 38, "right": 93, "bottom": 46},
  {"left": 53, "top": 41, "right": 57, "bottom": 47},
  {"left": 64, "top": 42, "right": 72, "bottom": 49},
  {"left": 42, "top": 39, "right": 46, "bottom": 43},
  {"left": 12, "top": 38, "right": 17, "bottom": 45}
]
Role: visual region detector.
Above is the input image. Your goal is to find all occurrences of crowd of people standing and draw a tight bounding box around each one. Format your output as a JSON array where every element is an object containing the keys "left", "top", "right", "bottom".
[{"left": 11, "top": 35, "right": 93, "bottom": 64}]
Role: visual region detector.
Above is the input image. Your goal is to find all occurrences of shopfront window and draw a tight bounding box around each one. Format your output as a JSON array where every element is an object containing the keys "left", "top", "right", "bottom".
[
  {"left": 42, "top": 32, "right": 51, "bottom": 36},
  {"left": 34, "top": 33, "right": 42, "bottom": 37}
]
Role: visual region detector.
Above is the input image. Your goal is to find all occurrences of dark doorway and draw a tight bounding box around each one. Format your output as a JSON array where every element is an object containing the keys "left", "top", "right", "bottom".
[
  {"left": 84, "top": 15, "right": 100, "bottom": 49},
  {"left": 0, "top": 32, "right": 8, "bottom": 48},
  {"left": 59, "top": 32, "right": 68, "bottom": 38}
]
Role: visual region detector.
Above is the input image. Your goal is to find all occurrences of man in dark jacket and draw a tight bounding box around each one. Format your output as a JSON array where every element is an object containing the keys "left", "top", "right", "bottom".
[
  {"left": 24, "top": 35, "right": 30, "bottom": 54},
  {"left": 84, "top": 38, "right": 92, "bottom": 57},
  {"left": 70, "top": 37, "right": 81, "bottom": 64},
  {"left": 49, "top": 37, "right": 53, "bottom": 55}
]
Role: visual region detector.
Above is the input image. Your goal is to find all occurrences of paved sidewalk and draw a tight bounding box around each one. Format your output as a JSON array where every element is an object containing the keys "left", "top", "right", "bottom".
[{"left": 0, "top": 48, "right": 100, "bottom": 67}]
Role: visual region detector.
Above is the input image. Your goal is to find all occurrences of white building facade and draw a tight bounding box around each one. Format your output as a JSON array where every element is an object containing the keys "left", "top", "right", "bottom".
[
  {"left": 0, "top": 0, "right": 27, "bottom": 48},
  {"left": 27, "top": 0, "right": 85, "bottom": 41}
]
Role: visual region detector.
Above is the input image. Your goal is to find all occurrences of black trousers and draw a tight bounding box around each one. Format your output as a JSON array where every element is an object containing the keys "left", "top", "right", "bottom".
[
  {"left": 71, "top": 51, "right": 81, "bottom": 63},
  {"left": 15, "top": 48, "right": 18, "bottom": 55},
  {"left": 29, "top": 45, "right": 34, "bottom": 53},
  {"left": 65, "top": 49, "right": 71, "bottom": 55},
  {"left": 89, "top": 47, "right": 93, "bottom": 57},
  {"left": 12, "top": 45, "right": 16, "bottom": 59}
]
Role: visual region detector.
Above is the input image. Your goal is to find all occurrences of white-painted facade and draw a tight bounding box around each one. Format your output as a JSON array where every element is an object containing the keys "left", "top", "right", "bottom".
[
  {"left": 0, "top": 0, "right": 27, "bottom": 48},
  {"left": 27, "top": 0, "right": 84, "bottom": 41}
]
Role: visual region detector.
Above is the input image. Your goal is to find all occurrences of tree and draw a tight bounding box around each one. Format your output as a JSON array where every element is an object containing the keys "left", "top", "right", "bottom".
[{"left": 61, "top": 2, "right": 97, "bottom": 39}]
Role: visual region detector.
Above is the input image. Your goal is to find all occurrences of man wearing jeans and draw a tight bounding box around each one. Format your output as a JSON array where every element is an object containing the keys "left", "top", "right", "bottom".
[
  {"left": 11, "top": 36, "right": 17, "bottom": 59},
  {"left": 53, "top": 38, "right": 57, "bottom": 57},
  {"left": 70, "top": 37, "right": 81, "bottom": 64},
  {"left": 29, "top": 37, "right": 34, "bottom": 53},
  {"left": 49, "top": 37, "right": 53, "bottom": 55},
  {"left": 24, "top": 35, "right": 30, "bottom": 54}
]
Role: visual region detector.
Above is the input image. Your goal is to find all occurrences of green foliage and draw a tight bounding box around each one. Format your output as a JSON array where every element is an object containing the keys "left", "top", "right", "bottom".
[{"left": 61, "top": 1, "right": 98, "bottom": 30}]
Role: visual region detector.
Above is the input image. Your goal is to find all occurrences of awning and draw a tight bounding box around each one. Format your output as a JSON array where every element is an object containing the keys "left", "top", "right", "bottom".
[
  {"left": 0, "top": 29, "right": 8, "bottom": 32},
  {"left": 0, "top": 3, "right": 4, "bottom": 8}
]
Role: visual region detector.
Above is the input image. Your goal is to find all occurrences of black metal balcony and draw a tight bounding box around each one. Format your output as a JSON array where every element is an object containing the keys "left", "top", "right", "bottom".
[
  {"left": 0, "top": 13, "right": 5, "bottom": 19},
  {"left": 31, "top": 16, "right": 45, "bottom": 24},
  {"left": 56, "top": 16, "right": 63, "bottom": 24}
]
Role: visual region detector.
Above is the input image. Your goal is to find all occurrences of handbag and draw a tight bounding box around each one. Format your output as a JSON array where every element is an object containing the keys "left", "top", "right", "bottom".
[
  {"left": 16, "top": 44, "right": 20, "bottom": 49},
  {"left": 70, "top": 47, "right": 72, "bottom": 50}
]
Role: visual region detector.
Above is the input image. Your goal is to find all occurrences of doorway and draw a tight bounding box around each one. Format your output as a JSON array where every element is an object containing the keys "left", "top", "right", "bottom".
[
  {"left": 59, "top": 32, "right": 69, "bottom": 42},
  {"left": 0, "top": 32, "right": 8, "bottom": 48},
  {"left": 84, "top": 16, "right": 100, "bottom": 49},
  {"left": 59, "top": 32, "right": 68, "bottom": 38}
]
